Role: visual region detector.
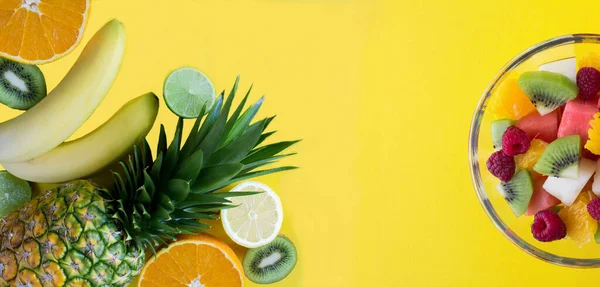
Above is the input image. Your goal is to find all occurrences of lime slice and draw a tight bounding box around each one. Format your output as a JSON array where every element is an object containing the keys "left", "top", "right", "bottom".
[
  {"left": 0, "top": 171, "right": 31, "bottom": 217},
  {"left": 163, "top": 67, "right": 215, "bottom": 118},
  {"left": 221, "top": 181, "right": 284, "bottom": 248}
]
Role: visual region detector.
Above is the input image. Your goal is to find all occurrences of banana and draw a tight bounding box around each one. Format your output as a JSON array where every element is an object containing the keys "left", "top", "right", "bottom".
[
  {"left": 0, "top": 20, "right": 126, "bottom": 163},
  {"left": 3, "top": 93, "right": 159, "bottom": 183}
]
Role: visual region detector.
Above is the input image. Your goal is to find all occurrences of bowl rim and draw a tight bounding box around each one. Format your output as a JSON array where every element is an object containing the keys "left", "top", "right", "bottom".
[{"left": 469, "top": 33, "right": 600, "bottom": 267}]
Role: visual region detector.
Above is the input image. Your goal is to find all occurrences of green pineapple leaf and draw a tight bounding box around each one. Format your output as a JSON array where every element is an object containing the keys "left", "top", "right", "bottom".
[
  {"left": 179, "top": 105, "right": 206, "bottom": 159},
  {"left": 173, "top": 149, "right": 204, "bottom": 183},
  {"left": 222, "top": 84, "right": 252, "bottom": 146},
  {"left": 241, "top": 153, "right": 297, "bottom": 173},
  {"left": 157, "top": 125, "right": 167, "bottom": 155},
  {"left": 207, "top": 119, "right": 265, "bottom": 166},
  {"left": 195, "top": 94, "right": 223, "bottom": 147},
  {"left": 165, "top": 179, "right": 191, "bottom": 203},
  {"left": 223, "top": 96, "right": 263, "bottom": 147},
  {"left": 161, "top": 118, "right": 184, "bottom": 180},
  {"left": 191, "top": 163, "right": 243, "bottom": 194},
  {"left": 256, "top": 130, "right": 276, "bottom": 147},
  {"left": 243, "top": 140, "right": 301, "bottom": 164}
]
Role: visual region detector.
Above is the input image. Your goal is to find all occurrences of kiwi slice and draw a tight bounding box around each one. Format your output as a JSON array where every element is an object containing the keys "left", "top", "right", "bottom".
[
  {"left": 497, "top": 169, "right": 533, "bottom": 217},
  {"left": 517, "top": 71, "right": 578, "bottom": 116},
  {"left": 0, "top": 57, "right": 46, "bottom": 110},
  {"left": 243, "top": 235, "right": 298, "bottom": 284},
  {"left": 491, "top": 119, "right": 515, "bottom": 150},
  {"left": 533, "top": 135, "right": 580, "bottom": 179}
]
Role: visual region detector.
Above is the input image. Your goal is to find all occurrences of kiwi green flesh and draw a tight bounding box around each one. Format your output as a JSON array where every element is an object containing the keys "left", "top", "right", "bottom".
[
  {"left": 533, "top": 135, "right": 581, "bottom": 179},
  {"left": 517, "top": 71, "right": 578, "bottom": 116},
  {"left": 243, "top": 236, "right": 298, "bottom": 284},
  {"left": 491, "top": 119, "right": 515, "bottom": 150},
  {"left": 496, "top": 170, "right": 533, "bottom": 217},
  {"left": 0, "top": 58, "right": 47, "bottom": 110}
]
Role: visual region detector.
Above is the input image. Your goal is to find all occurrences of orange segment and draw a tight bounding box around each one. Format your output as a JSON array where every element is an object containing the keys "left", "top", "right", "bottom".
[
  {"left": 0, "top": 8, "right": 27, "bottom": 56},
  {"left": 39, "top": 0, "right": 86, "bottom": 14},
  {"left": 586, "top": 112, "right": 600, "bottom": 155},
  {"left": 559, "top": 190, "right": 598, "bottom": 247},
  {"left": 139, "top": 234, "right": 244, "bottom": 287},
  {"left": 40, "top": 15, "right": 79, "bottom": 54},
  {"left": 0, "top": 10, "right": 14, "bottom": 27},
  {"left": 0, "top": 0, "right": 20, "bottom": 10},
  {"left": 38, "top": 3, "right": 83, "bottom": 28},
  {"left": 579, "top": 53, "right": 600, "bottom": 71},
  {"left": 516, "top": 139, "right": 548, "bottom": 171},
  {"left": 0, "top": 0, "right": 90, "bottom": 64},
  {"left": 488, "top": 76, "right": 536, "bottom": 121},
  {"left": 21, "top": 11, "right": 54, "bottom": 60}
]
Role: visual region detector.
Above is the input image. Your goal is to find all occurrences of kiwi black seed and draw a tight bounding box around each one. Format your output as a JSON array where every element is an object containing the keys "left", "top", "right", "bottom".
[
  {"left": 517, "top": 71, "right": 578, "bottom": 116},
  {"left": 533, "top": 135, "right": 581, "bottom": 179},
  {"left": 0, "top": 57, "right": 47, "bottom": 110},
  {"left": 243, "top": 235, "right": 298, "bottom": 284},
  {"left": 496, "top": 169, "right": 533, "bottom": 217}
]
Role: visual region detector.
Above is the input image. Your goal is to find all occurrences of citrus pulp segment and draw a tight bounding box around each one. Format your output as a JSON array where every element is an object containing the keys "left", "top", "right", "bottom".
[
  {"left": 222, "top": 181, "right": 284, "bottom": 248},
  {"left": 164, "top": 67, "right": 215, "bottom": 118}
]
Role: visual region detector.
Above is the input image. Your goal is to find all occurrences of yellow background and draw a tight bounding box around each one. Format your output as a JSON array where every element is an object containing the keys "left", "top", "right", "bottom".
[{"left": 6, "top": 0, "right": 600, "bottom": 286}]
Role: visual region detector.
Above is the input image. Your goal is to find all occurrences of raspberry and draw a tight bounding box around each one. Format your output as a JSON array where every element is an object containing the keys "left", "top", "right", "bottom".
[
  {"left": 587, "top": 197, "right": 600, "bottom": 221},
  {"left": 486, "top": 150, "right": 515, "bottom": 182},
  {"left": 502, "top": 126, "right": 530, "bottom": 156},
  {"left": 577, "top": 67, "right": 600, "bottom": 100},
  {"left": 531, "top": 209, "right": 567, "bottom": 242}
]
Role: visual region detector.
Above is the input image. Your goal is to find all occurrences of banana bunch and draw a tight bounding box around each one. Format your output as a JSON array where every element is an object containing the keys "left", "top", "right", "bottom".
[{"left": 0, "top": 20, "right": 159, "bottom": 183}]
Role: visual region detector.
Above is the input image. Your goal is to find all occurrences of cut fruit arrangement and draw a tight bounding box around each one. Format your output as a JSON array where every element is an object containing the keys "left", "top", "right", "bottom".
[
  {"left": 485, "top": 53, "right": 600, "bottom": 246},
  {"left": 0, "top": 11, "right": 299, "bottom": 287}
]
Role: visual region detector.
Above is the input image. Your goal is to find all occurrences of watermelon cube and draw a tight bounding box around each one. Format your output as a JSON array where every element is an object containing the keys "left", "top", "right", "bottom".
[
  {"left": 525, "top": 174, "right": 560, "bottom": 216},
  {"left": 516, "top": 110, "right": 559, "bottom": 143},
  {"left": 557, "top": 99, "right": 599, "bottom": 145}
]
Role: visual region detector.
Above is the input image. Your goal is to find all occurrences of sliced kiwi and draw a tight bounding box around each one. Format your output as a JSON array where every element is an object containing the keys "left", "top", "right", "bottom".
[
  {"left": 497, "top": 169, "right": 533, "bottom": 217},
  {"left": 491, "top": 119, "right": 515, "bottom": 150},
  {"left": 517, "top": 71, "right": 578, "bottom": 116},
  {"left": 0, "top": 57, "right": 46, "bottom": 110},
  {"left": 533, "top": 135, "right": 580, "bottom": 179},
  {"left": 243, "top": 235, "right": 298, "bottom": 284}
]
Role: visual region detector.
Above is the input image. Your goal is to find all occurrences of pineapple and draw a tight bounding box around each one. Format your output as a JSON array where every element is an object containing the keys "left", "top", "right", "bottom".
[{"left": 0, "top": 78, "right": 298, "bottom": 286}]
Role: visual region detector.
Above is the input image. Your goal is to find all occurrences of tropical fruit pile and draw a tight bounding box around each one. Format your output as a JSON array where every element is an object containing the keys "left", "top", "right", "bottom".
[
  {"left": 0, "top": 3, "right": 299, "bottom": 286},
  {"left": 486, "top": 52, "right": 600, "bottom": 246}
]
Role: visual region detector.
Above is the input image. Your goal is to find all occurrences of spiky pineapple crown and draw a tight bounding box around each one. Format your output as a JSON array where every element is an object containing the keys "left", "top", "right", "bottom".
[{"left": 107, "top": 77, "right": 298, "bottom": 253}]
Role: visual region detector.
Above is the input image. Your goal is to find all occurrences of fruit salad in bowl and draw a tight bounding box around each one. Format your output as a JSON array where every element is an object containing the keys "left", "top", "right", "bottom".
[{"left": 469, "top": 34, "right": 600, "bottom": 266}]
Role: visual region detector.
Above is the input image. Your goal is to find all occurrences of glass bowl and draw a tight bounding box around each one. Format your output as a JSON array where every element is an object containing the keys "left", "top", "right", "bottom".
[{"left": 469, "top": 34, "right": 600, "bottom": 267}]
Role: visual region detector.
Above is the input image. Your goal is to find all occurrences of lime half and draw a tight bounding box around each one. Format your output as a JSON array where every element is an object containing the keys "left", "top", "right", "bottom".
[
  {"left": 0, "top": 171, "right": 31, "bottom": 217},
  {"left": 163, "top": 67, "right": 215, "bottom": 118}
]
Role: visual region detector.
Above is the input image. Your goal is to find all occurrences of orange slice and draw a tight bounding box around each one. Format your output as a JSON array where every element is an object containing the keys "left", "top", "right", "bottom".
[
  {"left": 516, "top": 139, "right": 548, "bottom": 171},
  {"left": 579, "top": 53, "right": 600, "bottom": 71},
  {"left": 559, "top": 190, "right": 598, "bottom": 247},
  {"left": 0, "top": 0, "right": 90, "bottom": 64},
  {"left": 138, "top": 234, "right": 244, "bottom": 287},
  {"left": 488, "top": 76, "right": 536, "bottom": 121}
]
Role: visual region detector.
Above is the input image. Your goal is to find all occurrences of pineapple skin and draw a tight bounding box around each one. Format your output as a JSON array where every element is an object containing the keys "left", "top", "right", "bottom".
[{"left": 0, "top": 180, "right": 145, "bottom": 287}]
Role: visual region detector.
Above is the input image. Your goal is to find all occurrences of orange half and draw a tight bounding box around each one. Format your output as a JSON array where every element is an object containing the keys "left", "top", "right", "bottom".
[
  {"left": 138, "top": 234, "right": 244, "bottom": 287},
  {"left": 0, "top": 0, "right": 90, "bottom": 64}
]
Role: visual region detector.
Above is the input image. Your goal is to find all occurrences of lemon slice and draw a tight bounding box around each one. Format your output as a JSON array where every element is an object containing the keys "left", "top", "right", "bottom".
[{"left": 221, "top": 181, "right": 283, "bottom": 248}]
